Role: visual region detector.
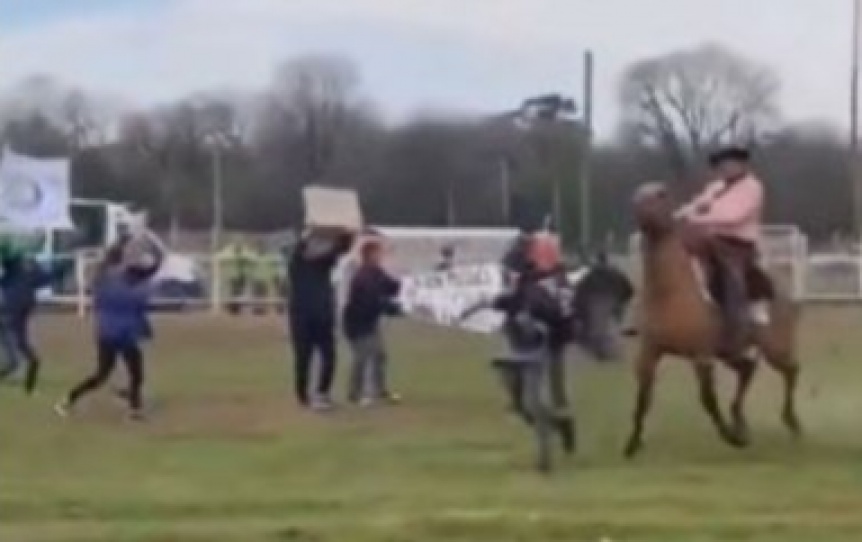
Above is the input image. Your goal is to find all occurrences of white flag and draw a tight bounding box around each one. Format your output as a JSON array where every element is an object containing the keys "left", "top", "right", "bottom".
[
  {"left": 0, "top": 148, "right": 72, "bottom": 230},
  {"left": 399, "top": 264, "right": 505, "bottom": 334}
]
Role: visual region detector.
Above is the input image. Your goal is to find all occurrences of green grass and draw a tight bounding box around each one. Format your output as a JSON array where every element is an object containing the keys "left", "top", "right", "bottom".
[{"left": 2, "top": 309, "right": 862, "bottom": 541}]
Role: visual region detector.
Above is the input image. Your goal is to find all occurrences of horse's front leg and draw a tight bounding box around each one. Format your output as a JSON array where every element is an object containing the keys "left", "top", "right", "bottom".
[
  {"left": 624, "top": 346, "right": 660, "bottom": 458},
  {"left": 693, "top": 357, "right": 747, "bottom": 448},
  {"left": 719, "top": 355, "right": 757, "bottom": 445}
]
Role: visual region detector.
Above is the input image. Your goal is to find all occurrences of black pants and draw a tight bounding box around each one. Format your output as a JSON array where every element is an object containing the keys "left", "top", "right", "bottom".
[
  {"left": 289, "top": 313, "right": 336, "bottom": 404},
  {"left": 68, "top": 339, "right": 144, "bottom": 411},
  {"left": 8, "top": 312, "right": 42, "bottom": 393}
]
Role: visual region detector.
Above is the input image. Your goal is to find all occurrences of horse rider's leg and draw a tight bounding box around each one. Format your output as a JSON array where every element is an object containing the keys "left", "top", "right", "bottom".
[
  {"left": 547, "top": 344, "right": 576, "bottom": 454},
  {"left": 718, "top": 257, "right": 749, "bottom": 356},
  {"left": 718, "top": 355, "right": 758, "bottom": 444},
  {"left": 762, "top": 350, "right": 802, "bottom": 438},
  {"left": 624, "top": 346, "right": 661, "bottom": 458},
  {"left": 521, "top": 359, "right": 554, "bottom": 473},
  {"left": 693, "top": 357, "right": 747, "bottom": 448}
]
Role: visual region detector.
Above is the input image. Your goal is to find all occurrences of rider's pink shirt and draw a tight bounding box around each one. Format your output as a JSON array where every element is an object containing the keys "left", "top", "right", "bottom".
[{"left": 685, "top": 176, "right": 764, "bottom": 244}]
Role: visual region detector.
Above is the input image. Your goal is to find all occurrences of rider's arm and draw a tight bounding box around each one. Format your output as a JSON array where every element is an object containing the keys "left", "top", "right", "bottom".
[
  {"left": 688, "top": 178, "right": 763, "bottom": 227},
  {"left": 675, "top": 181, "right": 724, "bottom": 219}
]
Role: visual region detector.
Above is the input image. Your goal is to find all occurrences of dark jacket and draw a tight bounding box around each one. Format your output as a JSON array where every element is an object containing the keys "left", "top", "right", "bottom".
[
  {"left": 287, "top": 233, "right": 353, "bottom": 322},
  {"left": 342, "top": 263, "right": 401, "bottom": 340},
  {"left": 92, "top": 251, "right": 163, "bottom": 345},
  {"left": 0, "top": 256, "right": 73, "bottom": 320}
]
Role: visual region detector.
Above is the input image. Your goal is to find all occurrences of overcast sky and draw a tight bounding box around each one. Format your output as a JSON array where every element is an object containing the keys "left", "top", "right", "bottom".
[{"left": 0, "top": 0, "right": 854, "bottom": 137}]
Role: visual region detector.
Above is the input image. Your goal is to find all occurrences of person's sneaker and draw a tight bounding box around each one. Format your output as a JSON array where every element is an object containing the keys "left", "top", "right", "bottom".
[
  {"left": 310, "top": 396, "right": 335, "bottom": 412},
  {"left": 54, "top": 399, "right": 71, "bottom": 418},
  {"left": 128, "top": 409, "right": 146, "bottom": 422},
  {"left": 381, "top": 392, "right": 402, "bottom": 405},
  {"left": 358, "top": 397, "right": 376, "bottom": 408}
]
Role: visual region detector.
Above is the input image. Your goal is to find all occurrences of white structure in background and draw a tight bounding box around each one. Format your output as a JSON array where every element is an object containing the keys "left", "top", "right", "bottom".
[
  {"left": 370, "top": 226, "right": 520, "bottom": 274},
  {"left": 335, "top": 226, "right": 520, "bottom": 311}
]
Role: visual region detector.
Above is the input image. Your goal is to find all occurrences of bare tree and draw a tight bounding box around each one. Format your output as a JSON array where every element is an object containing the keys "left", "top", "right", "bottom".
[
  {"left": 618, "top": 44, "right": 781, "bottom": 182},
  {"left": 261, "top": 54, "right": 361, "bottom": 183}
]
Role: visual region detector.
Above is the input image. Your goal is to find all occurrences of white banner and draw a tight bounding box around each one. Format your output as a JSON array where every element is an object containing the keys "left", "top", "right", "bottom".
[
  {"left": 399, "top": 263, "right": 504, "bottom": 334},
  {"left": 0, "top": 148, "right": 72, "bottom": 230}
]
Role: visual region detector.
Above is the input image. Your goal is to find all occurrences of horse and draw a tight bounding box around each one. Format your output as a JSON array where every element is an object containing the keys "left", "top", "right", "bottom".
[
  {"left": 624, "top": 182, "right": 801, "bottom": 458},
  {"left": 466, "top": 233, "right": 634, "bottom": 472}
]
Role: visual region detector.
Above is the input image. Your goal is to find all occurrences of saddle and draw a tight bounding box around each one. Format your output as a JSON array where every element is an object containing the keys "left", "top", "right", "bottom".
[{"left": 685, "top": 233, "right": 776, "bottom": 335}]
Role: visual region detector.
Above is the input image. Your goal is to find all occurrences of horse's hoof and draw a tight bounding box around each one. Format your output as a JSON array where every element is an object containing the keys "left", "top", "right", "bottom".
[
  {"left": 725, "top": 431, "right": 750, "bottom": 449},
  {"left": 732, "top": 422, "right": 751, "bottom": 445},
  {"left": 623, "top": 439, "right": 642, "bottom": 459},
  {"left": 783, "top": 412, "right": 803, "bottom": 439}
]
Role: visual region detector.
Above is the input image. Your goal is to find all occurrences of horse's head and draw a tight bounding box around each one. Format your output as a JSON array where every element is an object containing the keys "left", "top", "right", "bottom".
[
  {"left": 571, "top": 260, "right": 634, "bottom": 362},
  {"left": 633, "top": 182, "right": 675, "bottom": 238}
]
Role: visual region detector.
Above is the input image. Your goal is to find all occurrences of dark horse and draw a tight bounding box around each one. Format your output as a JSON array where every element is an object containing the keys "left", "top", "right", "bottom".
[{"left": 463, "top": 232, "right": 634, "bottom": 472}]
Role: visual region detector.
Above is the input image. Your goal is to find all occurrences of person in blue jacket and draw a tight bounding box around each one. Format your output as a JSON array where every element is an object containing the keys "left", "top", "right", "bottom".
[
  {"left": 0, "top": 250, "right": 74, "bottom": 394},
  {"left": 55, "top": 236, "right": 163, "bottom": 420}
]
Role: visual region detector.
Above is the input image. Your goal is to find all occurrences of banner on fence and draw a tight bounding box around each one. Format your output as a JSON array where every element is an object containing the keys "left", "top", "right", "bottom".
[
  {"left": 399, "top": 263, "right": 504, "bottom": 333},
  {"left": 303, "top": 187, "right": 362, "bottom": 230},
  {"left": 0, "top": 148, "right": 72, "bottom": 230}
]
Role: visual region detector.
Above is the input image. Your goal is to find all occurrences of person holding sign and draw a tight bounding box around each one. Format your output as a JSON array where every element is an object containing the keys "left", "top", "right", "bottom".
[
  {"left": 343, "top": 234, "right": 402, "bottom": 406},
  {"left": 287, "top": 227, "right": 355, "bottom": 410}
]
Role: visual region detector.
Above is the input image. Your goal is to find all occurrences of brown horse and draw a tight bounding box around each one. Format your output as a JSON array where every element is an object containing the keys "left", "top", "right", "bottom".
[{"left": 624, "top": 182, "right": 801, "bottom": 458}]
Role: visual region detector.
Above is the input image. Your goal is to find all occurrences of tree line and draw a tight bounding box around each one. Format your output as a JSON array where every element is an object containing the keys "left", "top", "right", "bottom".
[{"left": 0, "top": 44, "right": 853, "bottom": 247}]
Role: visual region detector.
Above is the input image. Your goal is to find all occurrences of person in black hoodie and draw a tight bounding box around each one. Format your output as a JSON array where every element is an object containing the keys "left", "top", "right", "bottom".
[
  {"left": 0, "top": 251, "right": 74, "bottom": 393},
  {"left": 343, "top": 236, "right": 401, "bottom": 406},
  {"left": 287, "top": 227, "right": 355, "bottom": 410}
]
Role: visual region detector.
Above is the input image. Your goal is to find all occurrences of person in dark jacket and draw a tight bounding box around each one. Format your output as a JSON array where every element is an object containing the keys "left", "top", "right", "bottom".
[
  {"left": 55, "top": 236, "right": 163, "bottom": 420},
  {"left": 0, "top": 251, "right": 74, "bottom": 393},
  {"left": 287, "top": 227, "right": 355, "bottom": 410},
  {"left": 343, "top": 237, "right": 401, "bottom": 406}
]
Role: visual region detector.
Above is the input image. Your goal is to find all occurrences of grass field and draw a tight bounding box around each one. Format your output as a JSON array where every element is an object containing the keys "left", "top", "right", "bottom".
[{"left": 2, "top": 309, "right": 862, "bottom": 542}]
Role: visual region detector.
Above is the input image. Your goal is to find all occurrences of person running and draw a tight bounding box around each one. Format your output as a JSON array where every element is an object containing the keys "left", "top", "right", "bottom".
[
  {"left": 287, "top": 227, "right": 355, "bottom": 410},
  {"left": 55, "top": 236, "right": 163, "bottom": 420},
  {"left": 0, "top": 249, "right": 74, "bottom": 393},
  {"left": 342, "top": 236, "right": 402, "bottom": 406}
]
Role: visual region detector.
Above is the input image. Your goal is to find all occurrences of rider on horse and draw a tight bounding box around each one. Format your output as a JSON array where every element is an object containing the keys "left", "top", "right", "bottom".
[{"left": 677, "top": 146, "right": 770, "bottom": 353}]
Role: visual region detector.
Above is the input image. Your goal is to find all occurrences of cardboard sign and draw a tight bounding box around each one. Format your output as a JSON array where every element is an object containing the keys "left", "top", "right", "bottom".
[{"left": 303, "top": 187, "right": 362, "bottom": 230}]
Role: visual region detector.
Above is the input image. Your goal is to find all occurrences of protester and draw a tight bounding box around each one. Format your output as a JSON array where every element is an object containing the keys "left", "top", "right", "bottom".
[
  {"left": 287, "top": 227, "right": 355, "bottom": 410},
  {"left": 55, "top": 235, "right": 163, "bottom": 420},
  {"left": 0, "top": 248, "right": 75, "bottom": 394},
  {"left": 434, "top": 245, "right": 455, "bottom": 271},
  {"left": 343, "top": 235, "right": 402, "bottom": 406}
]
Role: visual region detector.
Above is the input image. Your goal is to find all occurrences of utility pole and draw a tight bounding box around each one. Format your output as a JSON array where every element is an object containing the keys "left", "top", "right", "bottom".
[
  {"left": 578, "top": 50, "right": 594, "bottom": 250},
  {"left": 499, "top": 157, "right": 511, "bottom": 223},
  {"left": 211, "top": 145, "right": 224, "bottom": 254},
  {"left": 851, "top": 0, "right": 862, "bottom": 240}
]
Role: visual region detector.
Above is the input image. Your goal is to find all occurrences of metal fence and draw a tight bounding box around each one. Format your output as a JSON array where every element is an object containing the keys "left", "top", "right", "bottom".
[{"left": 45, "top": 225, "right": 862, "bottom": 315}]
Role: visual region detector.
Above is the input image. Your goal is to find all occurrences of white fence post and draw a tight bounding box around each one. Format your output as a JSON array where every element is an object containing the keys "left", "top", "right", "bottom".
[
  {"left": 210, "top": 255, "right": 221, "bottom": 315},
  {"left": 75, "top": 252, "right": 88, "bottom": 317}
]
